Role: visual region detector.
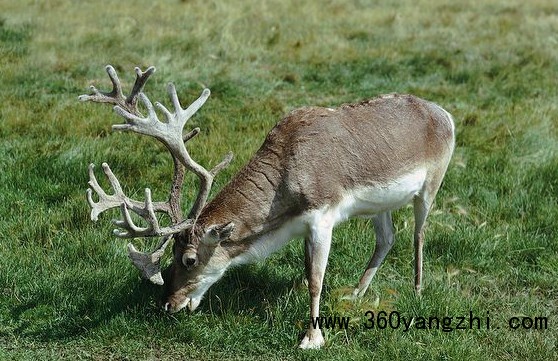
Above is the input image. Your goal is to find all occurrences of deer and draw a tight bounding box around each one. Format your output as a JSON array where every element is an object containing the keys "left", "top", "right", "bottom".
[{"left": 79, "top": 65, "right": 455, "bottom": 349}]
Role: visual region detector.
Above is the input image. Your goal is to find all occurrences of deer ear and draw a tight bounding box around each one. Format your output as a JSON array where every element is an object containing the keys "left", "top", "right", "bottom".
[{"left": 202, "top": 222, "right": 235, "bottom": 245}]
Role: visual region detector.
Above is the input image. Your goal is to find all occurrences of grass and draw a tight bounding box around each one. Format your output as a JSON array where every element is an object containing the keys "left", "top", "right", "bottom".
[{"left": 1, "top": 0, "right": 557, "bottom": 359}]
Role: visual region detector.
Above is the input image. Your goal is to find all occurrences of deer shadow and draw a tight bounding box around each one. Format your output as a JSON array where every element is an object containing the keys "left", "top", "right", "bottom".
[
  {"left": 196, "top": 263, "right": 299, "bottom": 316},
  {"left": 7, "top": 263, "right": 295, "bottom": 343}
]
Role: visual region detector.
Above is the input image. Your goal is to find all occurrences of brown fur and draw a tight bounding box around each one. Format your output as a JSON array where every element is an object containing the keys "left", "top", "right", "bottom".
[
  {"left": 198, "top": 94, "right": 452, "bottom": 238},
  {"left": 164, "top": 94, "right": 455, "bottom": 311}
]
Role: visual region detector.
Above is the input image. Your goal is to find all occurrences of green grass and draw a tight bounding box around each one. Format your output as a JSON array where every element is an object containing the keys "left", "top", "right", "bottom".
[{"left": 1, "top": 0, "right": 557, "bottom": 359}]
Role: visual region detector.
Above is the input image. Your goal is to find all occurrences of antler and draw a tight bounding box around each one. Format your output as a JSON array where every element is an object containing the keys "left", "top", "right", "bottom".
[
  {"left": 111, "top": 80, "right": 234, "bottom": 219},
  {"left": 78, "top": 65, "right": 155, "bottom": 115},
  {"left": 80, "top": 65, "right": 232, "bottom": 285},
  {"left": 86, "top": 163, "right": 194, "bottom": 238}
]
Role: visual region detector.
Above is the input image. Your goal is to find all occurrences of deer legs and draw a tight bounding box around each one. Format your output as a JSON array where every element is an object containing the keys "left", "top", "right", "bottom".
[
  {"left": 353, "top": 212, "right": 395, "bottom": 298},
  {"left": 352, "top": 200, "right": 435, "bottom": 298},
  {"left": 353, "top": 176, "right": 443, "bottom": 297},
  {"left": 300, "top": 219, "right": 333, "bottom": 350},
  {"left": 412, "top": 181, "right": 440, "bottom": 295}
]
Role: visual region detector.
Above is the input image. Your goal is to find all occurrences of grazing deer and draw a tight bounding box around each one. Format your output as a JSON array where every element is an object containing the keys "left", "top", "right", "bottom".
[{"left": 80, "top": 65, "right": 455, "bottom": 349}]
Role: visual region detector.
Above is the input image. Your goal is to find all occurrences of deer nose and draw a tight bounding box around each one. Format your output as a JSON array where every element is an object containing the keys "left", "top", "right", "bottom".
[{"left": 182, "top": 253, "right": 198, "bottom": 268}]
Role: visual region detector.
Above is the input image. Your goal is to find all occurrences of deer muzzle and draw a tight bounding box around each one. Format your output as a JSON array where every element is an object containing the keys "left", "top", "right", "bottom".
[
  {"left": 182, "top": 249, "right": 199, "bottom": 268},
  {"left": 164, "top": 296, "right": 201, "bottom": 313}
]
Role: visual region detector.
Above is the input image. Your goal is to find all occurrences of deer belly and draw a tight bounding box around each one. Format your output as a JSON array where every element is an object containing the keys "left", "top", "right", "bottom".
[
  {"left": 339, "top": 168, "right": 427, "bottom": 219},
  {"left": 232, "top": 168, "right": 427, "bottom": 265}
]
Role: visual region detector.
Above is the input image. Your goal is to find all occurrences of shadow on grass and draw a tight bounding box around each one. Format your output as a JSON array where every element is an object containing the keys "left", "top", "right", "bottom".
[
  {"left": 6, "top": 263, "right": 293, "bottom": 343},
  {"left": 199, "top": 264, "right": 295, "bottom": 316},
  {"left": 7, "top": 277, "right": 159, "bottom": 342}
]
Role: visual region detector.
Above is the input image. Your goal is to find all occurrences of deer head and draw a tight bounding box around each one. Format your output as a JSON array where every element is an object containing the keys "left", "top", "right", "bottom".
[
  {"left": 162, "top": 221, "right": 236, "bottom": 312},
  {"left": 80, "top": 65, "right": 232, "bottom": 285}
]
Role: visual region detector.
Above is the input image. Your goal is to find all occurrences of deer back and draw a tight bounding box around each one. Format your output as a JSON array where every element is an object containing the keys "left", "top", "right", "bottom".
[{"left": 197, "top": 93, "right": 454, "bottom": 240}]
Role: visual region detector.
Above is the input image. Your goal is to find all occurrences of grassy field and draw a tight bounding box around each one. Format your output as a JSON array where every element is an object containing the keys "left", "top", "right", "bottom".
[{"left": 1, "top": 0, "right": 557, "bottom": 359}]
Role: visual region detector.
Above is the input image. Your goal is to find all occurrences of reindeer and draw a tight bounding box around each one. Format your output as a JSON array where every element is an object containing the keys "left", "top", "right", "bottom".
[{"left": 80, "top": 65, "right": 455, "bottom": 349}]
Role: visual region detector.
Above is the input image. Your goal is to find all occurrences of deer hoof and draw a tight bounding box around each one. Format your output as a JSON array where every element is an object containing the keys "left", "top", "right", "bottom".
[{"left": 299, "top": 330, "right": 325, "bottom": 349}]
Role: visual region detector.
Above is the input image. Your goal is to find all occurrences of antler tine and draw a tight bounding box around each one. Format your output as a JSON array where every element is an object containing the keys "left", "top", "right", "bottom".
[
  {"left": 88, "top": 164, "right": 195, "bottom": 238},
  {"left": 167, "top": 83, "right": 211, "bottom": 125},
  {"left": 87, "top": 163, "right": 140, "bottom": 222},
  {"left": 105, "top": 65, "right": 125, "bottom": 101},
  {"left": 183, "top": 127, "right": 200, "bottom": 143},
  {"left": 78, "top": 65, "right": 156, "bottom": 115},
  {"left": 127, "top": 66, "right": 156, "bottom": 111},
  {"left": 127, "top": 236, "right": 172, "bottom": 285},
  {"left": 112, "top": 189, "right": 160, "bottom": 238},
  {"left": 210, "top": 151, "right": 234, "bottom": 176}
]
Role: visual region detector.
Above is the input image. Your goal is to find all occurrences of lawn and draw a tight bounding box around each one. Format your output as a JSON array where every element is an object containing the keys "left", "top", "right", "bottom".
[{"left": 1, "top": 0, "right": 557, "bottom": 360}]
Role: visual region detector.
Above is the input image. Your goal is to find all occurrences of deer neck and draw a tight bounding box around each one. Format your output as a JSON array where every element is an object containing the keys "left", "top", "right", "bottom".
[{"left": 197, "top": 141, "right": 301, "bottom": 245}]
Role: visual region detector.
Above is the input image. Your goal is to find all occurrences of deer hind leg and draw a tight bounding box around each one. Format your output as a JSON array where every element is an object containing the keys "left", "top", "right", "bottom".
[
  {"left": 413, "top": 171, "right": 447, "bottom": 295},
  {"left": 352, "top": 212, "right": 395, "bottom": 298},
  {"left": 299, "top": 216, "right": 334, "bottom": 350}
]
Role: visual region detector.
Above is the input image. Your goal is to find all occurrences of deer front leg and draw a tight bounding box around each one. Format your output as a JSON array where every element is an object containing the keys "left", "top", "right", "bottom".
[{"left": 299, "top": 219, "right": 333, "bottom": 350}]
